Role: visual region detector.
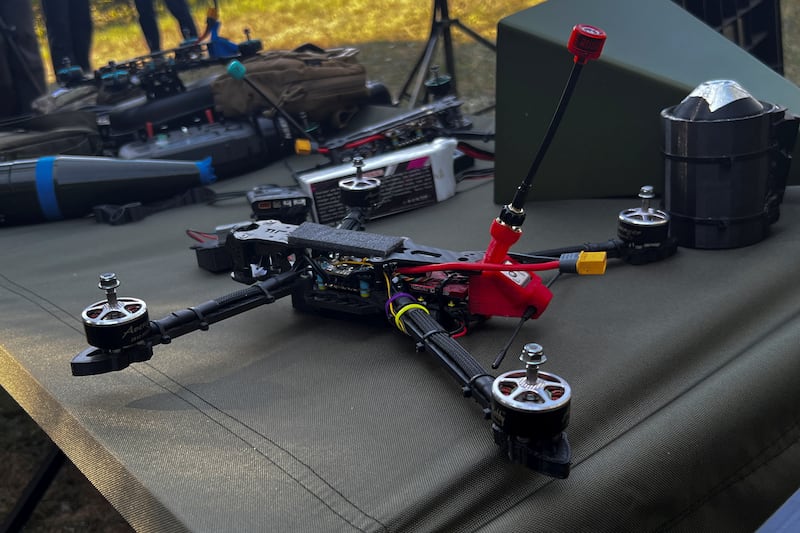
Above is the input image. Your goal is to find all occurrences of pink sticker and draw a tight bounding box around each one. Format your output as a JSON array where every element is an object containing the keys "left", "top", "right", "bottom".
[{"left": 407, "top": 157, "right": 429, "bottom": 170}]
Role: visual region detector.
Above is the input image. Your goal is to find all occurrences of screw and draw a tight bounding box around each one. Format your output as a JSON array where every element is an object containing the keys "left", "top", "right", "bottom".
[
  {"left": 98, "top": 273, "right": 120, "bottom": 306},
  {"left": 639, "top": 185, "right": 655, "bottom": 212},
  {"left": 352, "top": 156, "right": 364, "bottom": 180},
  {"left": 520, "top": 343, "right": 547, "bottom": 383}
]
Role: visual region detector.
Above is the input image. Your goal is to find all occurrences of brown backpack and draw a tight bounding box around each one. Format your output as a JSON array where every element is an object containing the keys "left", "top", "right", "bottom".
[{"left": 210, "top": 45, "right": 368, "bottom": 130}]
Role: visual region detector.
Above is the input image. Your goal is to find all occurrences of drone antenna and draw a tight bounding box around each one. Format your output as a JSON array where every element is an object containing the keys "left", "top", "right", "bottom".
[
  {"left": 508, "top": 25, "right": 606, "bottom": 213},
  {"left": 491, "top": 306, "right": 536, "bottom": 369},
  {"left": 484, "top": 24, "right": 606, "bottom": 265}
]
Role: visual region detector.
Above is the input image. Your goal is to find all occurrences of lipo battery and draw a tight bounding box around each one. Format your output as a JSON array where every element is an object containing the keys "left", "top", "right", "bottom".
[{"left": 296, "top": 137, "right": 459, "bottom": 225}]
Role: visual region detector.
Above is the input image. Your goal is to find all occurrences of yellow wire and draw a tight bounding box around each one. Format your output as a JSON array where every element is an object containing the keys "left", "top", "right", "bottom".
[
  {"left": 383, "top": 272, "right": 395, "bottom": 317},
  {"left": 384, "top": 270, "right": 431, "bottom": 334},
  {"left": 394, "top": 303, "right": 429, "bottom": 333},
  {"left": 335, "top": 259, "right": 371, "bottom": 266}
]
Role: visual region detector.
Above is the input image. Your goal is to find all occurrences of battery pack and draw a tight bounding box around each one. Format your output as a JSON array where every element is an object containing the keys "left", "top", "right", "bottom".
[{"left": 296, "top": 137, "right": 459, "bottom": 225}]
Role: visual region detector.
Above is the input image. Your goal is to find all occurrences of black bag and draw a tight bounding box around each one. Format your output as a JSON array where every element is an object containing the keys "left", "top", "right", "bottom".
[
  {"left": 0, "top": 111, "right": 102, "bottom": 161},
  {"left": 211, "top": 44, "right": 368, "bottom": 129}
]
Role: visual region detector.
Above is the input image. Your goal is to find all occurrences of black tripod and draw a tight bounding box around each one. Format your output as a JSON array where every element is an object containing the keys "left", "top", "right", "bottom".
[{"left": 397, "top": 0, "right": 497, "bottom": 108}]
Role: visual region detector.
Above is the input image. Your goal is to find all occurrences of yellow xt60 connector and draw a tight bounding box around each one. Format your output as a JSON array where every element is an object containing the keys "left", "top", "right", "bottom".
[
  {"left": 576, "top": 251, "right": 607, "bottom": 275},
  {"left": 294, "top": 138, "right": 313, "bottom": 155}
]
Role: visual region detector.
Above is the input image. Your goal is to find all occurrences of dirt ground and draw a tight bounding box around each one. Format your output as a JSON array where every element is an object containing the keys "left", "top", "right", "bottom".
[{"left": 3, "top": 5, "right": 800, "bottom": 532}]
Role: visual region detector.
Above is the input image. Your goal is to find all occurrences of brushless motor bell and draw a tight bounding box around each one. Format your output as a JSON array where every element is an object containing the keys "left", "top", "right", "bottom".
[
  {"left": 82, "top": 273, "right": 150, "bottom": 350},
  {"left": 338, "top": 156, "right": 381, "bottom": 208},
  {"left": 491, "top": 344, "right": 571, "bottom": 440},
  {"left": 616, "top": 185, "right": 677, "bottom": 264},
  {"left": 661, "top": 80, "right": 799, "bottom": 249},
  {"left": 618, "top": 185, "right": 669, "bottom": 245}
]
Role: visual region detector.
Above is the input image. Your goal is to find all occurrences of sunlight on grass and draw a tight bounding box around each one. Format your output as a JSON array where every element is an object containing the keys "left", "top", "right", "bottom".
[{"left": 36, "top": 1, "right": 540, "bottom": 82}]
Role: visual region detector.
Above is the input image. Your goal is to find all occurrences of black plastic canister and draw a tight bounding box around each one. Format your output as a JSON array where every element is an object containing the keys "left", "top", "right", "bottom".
[
  {"left": 0, "top": 155, "right": 215, "bottom": 225},
  {"left": 661, "top": 80, "right": 798, "bottom": 249}
]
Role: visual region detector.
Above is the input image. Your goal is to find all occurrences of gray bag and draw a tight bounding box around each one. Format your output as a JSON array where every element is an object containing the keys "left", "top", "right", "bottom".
[{"left": 0, "top": 110, "right": 102, "bottom": 161}]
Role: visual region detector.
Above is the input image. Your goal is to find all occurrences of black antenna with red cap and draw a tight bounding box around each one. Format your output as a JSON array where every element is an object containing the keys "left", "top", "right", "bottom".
[
  {"left": 482, "top": 24, "right": 607, "bottom": 370},
  {"left": 484, "top": 24, "right": 606, "bottom": 265}
]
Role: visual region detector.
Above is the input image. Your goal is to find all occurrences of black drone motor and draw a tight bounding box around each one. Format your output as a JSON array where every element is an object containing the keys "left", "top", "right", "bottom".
[
  {"left": 615, "top": 185, "right": 677, "bottom": 264},
  {"left": 77, "top": 273, "right": 154, "bottom": 374},
  {"left": 335, "top": 156, "right": 382, "bottom": 231},
  {"left": 491, "top": 343, "right": 571, "bottom": 478}
]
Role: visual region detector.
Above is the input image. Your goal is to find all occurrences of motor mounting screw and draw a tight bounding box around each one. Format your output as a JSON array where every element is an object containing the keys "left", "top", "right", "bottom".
[
  {"left": 98, "top": 273, "right": 120, "bottom": 307},
  {"left": 520, "top": 342, "right": 547, "bottom": 383},
  {"left": 638, "top": 185, "right": 655, "bottom": 212}
]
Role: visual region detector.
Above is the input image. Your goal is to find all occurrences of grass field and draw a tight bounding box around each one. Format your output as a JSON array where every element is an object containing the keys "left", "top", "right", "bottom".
[
  {"left": 34, "top": 0, "right": 537, "bottom": 111},
  {"left": 74, "top": 0, "right": 537, "bottom": 57}
]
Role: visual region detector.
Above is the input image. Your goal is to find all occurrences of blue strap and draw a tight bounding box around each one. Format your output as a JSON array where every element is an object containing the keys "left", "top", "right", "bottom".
[
  {"left": 194, "top": 157, "right": 216, "bottom": 185},
  {"left": 35, "top": 157, "right": 62, "bottom": 221}
]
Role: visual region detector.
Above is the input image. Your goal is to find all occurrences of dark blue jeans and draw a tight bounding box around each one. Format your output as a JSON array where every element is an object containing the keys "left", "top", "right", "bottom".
[
  {"left": 40, "top": 0, "right": 93, "bottom": 74},
  {"left": 134, "top": 0, "right": 199, "bottom": 53},
  {"left": 0, "top": 0, "right": 47, "bottom": 117}
]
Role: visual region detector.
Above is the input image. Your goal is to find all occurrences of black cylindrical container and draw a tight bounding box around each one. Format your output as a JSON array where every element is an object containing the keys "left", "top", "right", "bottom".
[
  {"left": 661, "top": 80, "right": 799, "bottom": 249},
  {"left": 0, "top": 155, "right": 215, "bottom": 225}
]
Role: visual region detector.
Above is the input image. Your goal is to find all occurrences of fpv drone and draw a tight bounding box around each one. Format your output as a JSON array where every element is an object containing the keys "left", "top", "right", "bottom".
[{"left": 68, "top": 25, "right": 665, "bottom": 480}]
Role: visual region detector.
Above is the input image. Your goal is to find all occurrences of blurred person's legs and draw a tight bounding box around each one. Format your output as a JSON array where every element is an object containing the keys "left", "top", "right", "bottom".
[
  {"left": 134, "top": 0, "right": 161, "bottom": 52},
  {"left": 164, "top": 0, "right": 198, "bottom": 40},
  {"left": 41, "top": 0, "right": 92, "bottom": 74},
  {"left": 0, "top": 0, "right": 46, "bottom": 118},
  {"left": 135, "top": 0, "right": 198, "bottom": 53}
]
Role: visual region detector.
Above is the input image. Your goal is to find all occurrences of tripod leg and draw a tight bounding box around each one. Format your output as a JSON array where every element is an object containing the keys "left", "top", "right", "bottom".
[
  {"left": 397, "top": 1, "right": 444, "bottom": 107},
  {"left": 405, "top": 29, "right": 441, "bottom": 107},
  {"left": 0, "top": 442, "right": 65, "bottom": 532},
  {"left": 452, "top": 20, "right": 497, "bottom": 52},
  {"left": 439, "top": 1, "right": 457, "bottom": 97},
  {"left": 398, "top": 0, "right": 498, "bottom": 108}
]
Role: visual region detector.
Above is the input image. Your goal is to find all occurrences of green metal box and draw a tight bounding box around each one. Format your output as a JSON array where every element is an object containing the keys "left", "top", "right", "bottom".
[{"left": 494, "top": 0, "right": 800, "bottom": 202}]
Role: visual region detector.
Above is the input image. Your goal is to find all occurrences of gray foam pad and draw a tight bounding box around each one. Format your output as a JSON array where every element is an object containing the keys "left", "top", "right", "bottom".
[{"left": 288, "top": 222, "right": 405, "bottom": 257}]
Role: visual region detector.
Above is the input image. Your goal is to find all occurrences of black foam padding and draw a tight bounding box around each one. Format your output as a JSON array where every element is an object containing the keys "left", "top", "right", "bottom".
[{"left": 288, "top": 222, "right": 405, "bottom": 257}]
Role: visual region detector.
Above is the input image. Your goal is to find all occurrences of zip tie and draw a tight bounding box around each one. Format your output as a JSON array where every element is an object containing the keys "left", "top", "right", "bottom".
[{"left": 419, "top": 328, "right": 441, "bottom": 343}]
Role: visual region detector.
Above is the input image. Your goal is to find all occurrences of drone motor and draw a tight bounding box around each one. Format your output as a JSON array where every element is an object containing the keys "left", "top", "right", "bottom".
[
  {"left": 617, "top": 186, "right": 670, "bottom": 246},
  {"left": 491, "top": 343, "right": 572, "bottom": 477},
  {"left": 81, "top": 273, "right": 150, "bottom": 350},
  {"left": 617, "top": 185, "right": 676, "bottom": 264},
  {"left": 491, "top": 343, "right": 571, "bottom": 438},
  {"left": 73, "top": 273, "right": 155, "bottom": 376}
]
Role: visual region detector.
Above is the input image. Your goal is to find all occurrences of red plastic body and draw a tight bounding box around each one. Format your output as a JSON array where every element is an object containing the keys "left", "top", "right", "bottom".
[
  {"left": 484, "top": 218, "right": 522, "bottom": 263},
  {"left": 469, "top": 266, "right": 553, "bottom": 319},
  {"left": 471, "top": 219, "right": 553, "bottom": 318},
  {"left": 567, "top": 24, "right": 607, "bottom": 64}
]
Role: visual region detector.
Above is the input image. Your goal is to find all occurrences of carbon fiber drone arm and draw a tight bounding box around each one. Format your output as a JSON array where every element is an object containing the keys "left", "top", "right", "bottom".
[
  {"left": 71, "top": 270, "right": 301, "bottom": 376},
  {"left": 390, "top": 293, "right": 571, "bottom": 478}
]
